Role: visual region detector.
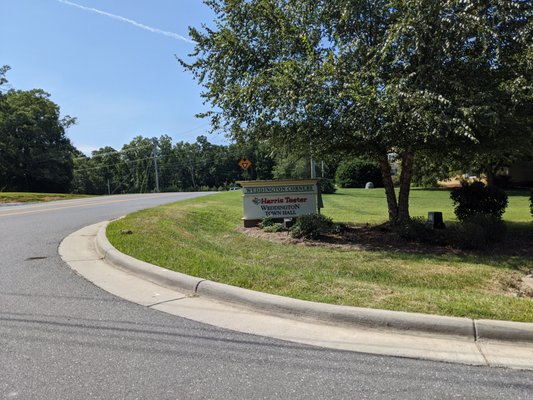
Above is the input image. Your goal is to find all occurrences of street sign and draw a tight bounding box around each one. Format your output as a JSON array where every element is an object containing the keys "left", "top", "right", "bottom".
[{"left": 239, "top": 158, "right": 252, "bottom": 170}]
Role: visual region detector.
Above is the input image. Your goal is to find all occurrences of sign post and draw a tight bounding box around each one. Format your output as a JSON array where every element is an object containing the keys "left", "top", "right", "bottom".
[{"left": 237, "top": 179, "right": 322, "bottom": 227}]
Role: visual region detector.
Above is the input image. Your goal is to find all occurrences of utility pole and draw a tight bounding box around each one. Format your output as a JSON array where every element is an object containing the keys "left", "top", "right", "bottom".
[
  {"left": 309, "top": 137, "right": 316, "bottom": 179},
  {"left": 186, "top": 154, "right": 196, "bottom": 189},
  {"left": 152, "top": 141, "right": 160, "bottom": 192},
  {"left": 107, "top": 179, "right": 111, "bottom": 195}
]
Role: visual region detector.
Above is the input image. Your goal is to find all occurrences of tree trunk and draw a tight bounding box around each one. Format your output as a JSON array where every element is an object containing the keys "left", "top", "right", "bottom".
[
  {"left": 485, "top": 167, "right": 495, "bottom": 187},
  {"left": 398, "top": 151, "right": 414, "bottom": 225},
  {"left": 377, "top": 152, "right": 398, "bottom": 224}
]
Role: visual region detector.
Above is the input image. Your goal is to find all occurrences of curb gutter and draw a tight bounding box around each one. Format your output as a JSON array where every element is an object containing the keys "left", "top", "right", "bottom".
[{"left": 97, "top": 222, "right": 533, "bottom": 343}]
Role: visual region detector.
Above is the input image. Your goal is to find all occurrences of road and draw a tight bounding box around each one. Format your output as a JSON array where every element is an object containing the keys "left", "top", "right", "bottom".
[{"left": 0, "top": 193, "right": 531, "bottom": 399}]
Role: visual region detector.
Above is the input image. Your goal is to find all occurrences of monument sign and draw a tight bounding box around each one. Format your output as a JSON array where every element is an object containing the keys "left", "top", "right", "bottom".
[{"left": 237, "top": 179, "right": 321, "bottom": 227}]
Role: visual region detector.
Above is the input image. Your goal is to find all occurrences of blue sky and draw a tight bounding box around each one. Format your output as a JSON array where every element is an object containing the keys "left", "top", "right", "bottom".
[{"left": 0, "top": 0, "right": 223, "bottom": 154}]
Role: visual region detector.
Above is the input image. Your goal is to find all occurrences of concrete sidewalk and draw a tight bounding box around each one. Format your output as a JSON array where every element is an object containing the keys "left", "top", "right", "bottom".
[{"left": 59, "top": 221, "right": 533, "bottom": 371}]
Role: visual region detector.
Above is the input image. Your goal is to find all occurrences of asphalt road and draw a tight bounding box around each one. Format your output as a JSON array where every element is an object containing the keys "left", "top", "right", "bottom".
[{"left": 0, "top": 193, "right": 531, "bottom": 399}]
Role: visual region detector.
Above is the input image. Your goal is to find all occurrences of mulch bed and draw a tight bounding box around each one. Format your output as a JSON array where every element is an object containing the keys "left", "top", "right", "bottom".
[{"left": 238, "top": 223, "right": 533, "bottom": 257}]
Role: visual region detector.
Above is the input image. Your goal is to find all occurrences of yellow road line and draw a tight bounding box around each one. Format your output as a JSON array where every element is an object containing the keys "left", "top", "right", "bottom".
[
  {"left": 0, "top": 193, "right": 180, "bottom": 218},
  {"left": 0, "top": 194, "right": 161, "bottom": 211}
]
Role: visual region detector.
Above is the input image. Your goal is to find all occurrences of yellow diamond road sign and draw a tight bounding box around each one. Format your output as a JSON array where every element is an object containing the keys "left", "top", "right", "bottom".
[{"left": 239, "top": 158, "right": 252, "bottom": 170}]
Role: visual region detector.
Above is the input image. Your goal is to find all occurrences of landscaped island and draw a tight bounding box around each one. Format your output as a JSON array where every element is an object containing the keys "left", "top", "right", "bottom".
[{"left": 107, "top": 189, "right": 533, "bottom": 322}]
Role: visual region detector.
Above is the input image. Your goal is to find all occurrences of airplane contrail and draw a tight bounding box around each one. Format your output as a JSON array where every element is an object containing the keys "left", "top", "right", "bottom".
[{"left": 57, "top": 0, "right": 195, "bottom": 44}]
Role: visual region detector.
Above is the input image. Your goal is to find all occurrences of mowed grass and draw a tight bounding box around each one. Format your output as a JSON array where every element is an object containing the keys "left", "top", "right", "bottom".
[
  {"left": 0, "top": 192, "right": 93, "bottom": 203},
  {"left": 323, "top": 188, "right": 532, "bottom": 224},
  {"left": 107, "top": 189, "right": 533, "bottom": 322}
]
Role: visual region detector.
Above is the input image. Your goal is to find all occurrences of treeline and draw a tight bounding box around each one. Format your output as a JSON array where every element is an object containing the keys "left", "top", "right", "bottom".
[
  {"left": 72, "top": 135, "right": 280, "bottom": 194},
  {"left": 3, "top": 63, "right": 528, "bottom": 195},
  {"left": 0, "top": 65, "right": 330, "bottom": 194}
]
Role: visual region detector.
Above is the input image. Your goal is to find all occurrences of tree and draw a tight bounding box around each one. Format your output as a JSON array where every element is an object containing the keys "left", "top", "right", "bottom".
[
  {"left": 118, "top": 136, "right": 157, "bottom": 193},
  {"left": 336, "top": 159, "right": 383, "bottom": 188},
  {"left": 0, "top": 65, "right": 9, "bottom": 91},
  {"left": 272, "top": 153, "right": 310, "bottom": 180},
  {"left": 0, "top": 84, "right": 76, "bottom": 192},
  {"left": 231, "top": 140, "right": 276, "bottom": 181},
  {"left": 182, "top": 0, "right": 532, "bottom": 225},
  {"left": 0, "top": 65, "right": 11, "bottom": 189}
]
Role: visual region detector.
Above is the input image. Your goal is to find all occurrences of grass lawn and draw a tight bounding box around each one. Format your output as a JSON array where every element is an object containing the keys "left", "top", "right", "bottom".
[
  {"left": 0, "top": 192, "right": 93, "bottom": 203},
  {"left": 107, "top": 189, "right": 533, "bottom": 322},
  {"left": 323, "top": 188, "right": 532, "bottom": 225}
]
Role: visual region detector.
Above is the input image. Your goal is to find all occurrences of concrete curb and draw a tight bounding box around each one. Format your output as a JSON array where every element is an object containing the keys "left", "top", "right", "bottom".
[
  {"left": 97, "top": 221, "right": 533, "bottom": 343},
  {"left": 96, "top": 226, "right": 203, "bottom": 294}
]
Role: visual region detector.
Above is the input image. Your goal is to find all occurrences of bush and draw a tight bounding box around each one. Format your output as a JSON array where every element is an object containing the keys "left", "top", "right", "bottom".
[
  {"left": 258, "top": 215, "right": 276, "bottom": 229},
  {"left": 263, "top": 223, "right": 285, "bottom": 233},
  {"left": 290, "top": 214, "right": 334, "bottom": 239},
  {"left": 335, "top": 159, "right": 383, "bottom": 188},
  {"left": 162, "top": 185, "right": 182, "bottom": 193},
  {"left": 319, "top": 178, "right": 337, "bottom": 194},
  {"left": 450, "top": 181, "right": 508, "bottom": 221}
]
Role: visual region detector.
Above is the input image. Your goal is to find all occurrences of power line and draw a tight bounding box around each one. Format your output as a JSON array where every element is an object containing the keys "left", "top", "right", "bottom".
[
  {"left": 73, "top": 123, "right": 211, "bottom": 160},
  {"left": 73, "top": 156, "right": 156, "bottom": 172},
  {"left": 73, "top": 155, "right": 220, "bottom": 174},
  {"left": 73, "top": 143, "right": 154, "bottom": 160}
]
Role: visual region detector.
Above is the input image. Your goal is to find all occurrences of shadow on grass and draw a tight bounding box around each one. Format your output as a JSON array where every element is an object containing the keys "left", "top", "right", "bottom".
[
  {"left": 506, "top": 190, "right": 533, "bottom": 197},
  {"left": 507, "top": 221, "right": 533, "bottom": 230},
  {"left": 411, "top": 187, "right": 452, "bottom": 192},
  {"left": 258, "top": 222, "right": 533, "bottom": 271},
  {"left": 380, "top": 250, "right": 530, "bottom": 271}
]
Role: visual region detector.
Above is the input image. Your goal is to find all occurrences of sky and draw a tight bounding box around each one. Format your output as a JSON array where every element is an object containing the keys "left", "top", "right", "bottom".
[{"left": 0, "top": 0, "right": 223, "bottom": 155}]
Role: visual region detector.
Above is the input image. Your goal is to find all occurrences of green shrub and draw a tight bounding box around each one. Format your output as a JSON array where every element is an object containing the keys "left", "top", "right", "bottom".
[
  {"left": 335, "top": 159, "right": 383, "bottom": 188},
  {"left": 290, "top": 214, "right": 334, "bottom": 239},
  {"left": 258, "top": 215, "right": 276, "bottom": 229},
  {"left": 450, "top": 181, "right": 508, "bottom": 221},
  {"left": 330, "top": 222, "right": 347, "bottom": 234},
  {"left": 162, "top": 185, "right": 182, "bottom": 193},
  {"left": 263, "top": 223, "right": 285, "bottom": 233},
  {"left": 319, "top": 178, "right": 337, "bottom": 194}
]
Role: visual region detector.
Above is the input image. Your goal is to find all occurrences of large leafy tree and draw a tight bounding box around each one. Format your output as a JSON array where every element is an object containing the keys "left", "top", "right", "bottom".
[
  {"left": 182, "top": 0, "right": 532, "bottom": 224},
  {"left": 0, "top": 65, "right": 11, "bottom": 187},
  {"left": 0, "top": 70, "right": 76, "bottom": 192}
]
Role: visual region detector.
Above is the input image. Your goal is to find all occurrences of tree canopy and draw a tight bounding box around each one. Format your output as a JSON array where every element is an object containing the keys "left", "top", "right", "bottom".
[
  {"left": 0, "top": 67, "right": 76, "bottom": 192},
  {"left": 182, "top": 0, "right": 532, "bottom": 224},
  {"left": 70, "top": 135, "right": 276, "bottom": 194}
]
